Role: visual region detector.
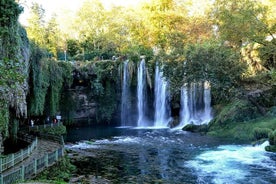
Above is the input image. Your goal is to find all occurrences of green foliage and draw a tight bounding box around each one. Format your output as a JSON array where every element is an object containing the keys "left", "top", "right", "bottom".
[
  {"left": 39, "top": 125, "right": 67, "bottom": 135},
  {"left": 162, "top": 42, "right": 246, "bottom": 104},
  {"left": 163, "top": 59, "right": 185, "bottom": 97},
  {"left": 0, "top": 1, "right": 28, "bottom": 138},
  {"left": 210, "top": 99, "right": 260, "bottom": 126},
  {"left": 253, "top": 127, "right": 273, "bottom": 140},
  {"left": 184, "top": 42, "right": 247, "bottom": 103},
  {"left": 28, "top": 47, "right": 50, "bottom": 116},
  {"left": 0, "top": 0, "right": 22, "bottom": 35},
  {"left": 96, "top": 80, "right": 117, "bottom": 123},
  {"left": 0, "top": 58, "right": 25, "bottom": 90},
  {"left": 35, "top": 156, "right": 76, "bottom": 183},
  {"left": 258, "top": 39, "right": 276, "bottom": 70},
  {"left": 78, "top": 61, "right": 120, "bottom": 122},
  {"left": 266, "top": 130, "right": 276, "bottom": 152},
  {"left": 28, "top": 46, "right": 73, "bottom": 117},
  {"left": 208, "top": 101, "right": 276, "bottom": 141},
  {"left": 66, "top": 39, "right": 81, "bottom": 58},
  {"left": 212, "top": 0, "right": 271, "bottom": 47},
  {"left": 26, "top": 3, "right": 46, "bottom": 47},
  {"left": 268, "top": 130, "right": 276, "bottom": 145},
  {"left": 0, "top": 100, "right": 9, "bottom": 138},
  {"left": 26, "top": 3, "right": 64, "bottom": 59}
]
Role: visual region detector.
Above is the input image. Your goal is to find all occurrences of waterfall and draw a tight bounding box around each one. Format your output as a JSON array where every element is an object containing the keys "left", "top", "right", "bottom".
[
  {"left": 180, "top": 85, "right": 190, "bottom": 124},
  {"left": 154, "top": 64, "right": 171, "bottom": 127},
  {"left": 137, "top": 59, "right": 147, "bottom": 127},
  {"left": 178, "top": 81, "right": 212, "bottom": 128},
  {"left": 121, "top": 60, "right": 131, "bottom": 126},
  {"left": 202, "top": 82, "right": 212, "bottom": 124}
]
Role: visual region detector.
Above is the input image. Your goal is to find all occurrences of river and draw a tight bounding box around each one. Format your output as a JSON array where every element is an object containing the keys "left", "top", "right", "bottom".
[{"left": 66, "top": 125, "right": 276, "bottom": 184}]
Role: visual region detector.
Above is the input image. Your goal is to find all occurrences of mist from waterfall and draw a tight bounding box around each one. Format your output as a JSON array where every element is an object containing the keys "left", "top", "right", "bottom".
[
  {"left": 120, "top": 60, "right": 131, "bottom": 127},
  {"left": 137, "top": 59, "right": 148, "bottom": 127},
  {"left": 154, "top": 64, "right": 171, "bottom": 127},
  {"left": 178, "top": 81, "right": 212, "bottom": 128}
]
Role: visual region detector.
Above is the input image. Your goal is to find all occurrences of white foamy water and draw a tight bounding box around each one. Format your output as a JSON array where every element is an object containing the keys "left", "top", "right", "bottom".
[
  {"left": 67, "top": 141, "right": 100, "bottom": 149},
  {"left": 187, "top": 141, "right": 276, "bottom": 184},
  {"left": 67, "top": 136, "right": 142, "bottom": 150}
]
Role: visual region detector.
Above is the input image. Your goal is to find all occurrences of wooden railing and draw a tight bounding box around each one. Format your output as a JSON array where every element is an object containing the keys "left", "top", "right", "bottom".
[
  {"left": 0, "top": 135, "right": 64, "bottom": 184},
  {"left": 0, "top": 135, "right": 37, "bottom": 173},
  {"left": 0, "top": 147, "right": 64, "bottom": 184}
]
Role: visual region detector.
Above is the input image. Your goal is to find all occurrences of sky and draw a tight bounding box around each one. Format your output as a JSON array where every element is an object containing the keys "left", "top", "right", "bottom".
[{"left": 19, "top": 0, "right": 144, "bottom": 25}]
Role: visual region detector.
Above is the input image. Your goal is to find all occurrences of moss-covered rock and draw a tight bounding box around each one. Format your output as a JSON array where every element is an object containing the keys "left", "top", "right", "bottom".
[{"left": 183, "top": 124, "right": 208, "bottom": 133}]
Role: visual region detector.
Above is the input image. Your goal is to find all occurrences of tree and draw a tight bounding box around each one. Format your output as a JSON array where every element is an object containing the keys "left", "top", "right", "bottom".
[
  {"left": 141, "top": 0, "right": 186, "bottom": 53},
  {"left": 212, "top": 0, "right": 274, "bottom": 47},
  {"left": 26, "top": 3, "right": 46, "bottom": 47},
  {"left": 45, "top": 15, "right": 61, "bottom": 58}
]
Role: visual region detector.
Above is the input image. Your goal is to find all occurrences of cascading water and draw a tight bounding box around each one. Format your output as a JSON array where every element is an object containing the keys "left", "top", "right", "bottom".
[
  {"left": 178, "top": 81, "right": 212, "bottom": 128},
  {"left": 137, "top": 59, "right": 148, "bottom": 127},
  {"left": 154, "top": 64, "right": 171, "bottom": 127},
  {"left": 120, "top": 60, "right": 131, "bottom": 127},
  {"left": 179, "top": 85, "right": 190, "bottom": 125}
]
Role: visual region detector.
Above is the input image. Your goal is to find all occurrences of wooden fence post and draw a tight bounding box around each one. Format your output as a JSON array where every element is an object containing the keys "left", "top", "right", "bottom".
[
  {"left": 34, "top": 159, "right": 37, "bottom": 175},
  {"left": 0, "top": 174, "right": 3, "bottom": 184},
  {"left": 61, "top": 136, "right": 65, "bottom": 145},
  {"left": 45, "top": 154, "right": 48, "bottom": 167},
  {"left": 55, "top": 150, "right": 58, "bottom": 161},
  {"left": 12, "top": 153, "right": 14, "bottom": 167},
  {"left": 28, "top": 146, "right": 30, "bottom": 156},
  {"left": 21, "top": 149, "right": 24, "bottom": 161},
  {"left": 0, "top": 158, "right": 2, "bottom": 173},
  {"left": 21, "top": 165, "right": 25, "bottom": 181}
]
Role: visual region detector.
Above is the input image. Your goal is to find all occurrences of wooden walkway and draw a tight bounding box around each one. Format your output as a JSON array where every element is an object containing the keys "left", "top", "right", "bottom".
[
  {"left": 3, "top": 138, "right": 61, "bottom": 172},
  {"left": 0, "top": 137, "right": 64, "bottom": 184}
]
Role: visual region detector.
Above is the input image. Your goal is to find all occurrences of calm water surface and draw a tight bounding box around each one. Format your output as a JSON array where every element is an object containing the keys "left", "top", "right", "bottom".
[{"left": 66, "top": 125, "right": 276, "bottom": 184}]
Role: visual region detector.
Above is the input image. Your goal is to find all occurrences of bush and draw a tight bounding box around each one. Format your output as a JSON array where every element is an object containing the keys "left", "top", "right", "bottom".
[
  {"left": 253, "top": 127, "right": 273, "bottom": 140},
  {"left": 211, "top": 99, "right": 260, "bottom": 127},
  {"left": 268, "top": 130, "right": 276, "bottom": 145},
  {"left": 31, "top": 125, "right": 67, "bottom": 136},
  {"left": 265, "top": 130, "right": 276, "bottom": 152},
  {"left": 35, "top": 156, "right": 76, "bottom": 182}
]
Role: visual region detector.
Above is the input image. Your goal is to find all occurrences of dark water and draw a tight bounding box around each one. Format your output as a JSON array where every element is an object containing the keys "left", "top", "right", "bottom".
[{"left": 66, "top": 125, "right": 276, "bottom": 184}]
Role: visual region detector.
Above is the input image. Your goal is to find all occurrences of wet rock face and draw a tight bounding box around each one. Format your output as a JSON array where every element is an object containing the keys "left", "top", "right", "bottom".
[{"left": 69, "top": 87, "right": 97, "bottom": 120}]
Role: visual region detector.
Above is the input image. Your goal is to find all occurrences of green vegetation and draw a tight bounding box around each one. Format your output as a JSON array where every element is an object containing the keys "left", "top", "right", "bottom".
[
  {"left": 28, "top": 50, "right": 73, "bottom": 117},
  {"left": 77, "top": 60, "right": 121, "bottom": 123},
  {"left": 266, "top": 130, "right": 276, "bottom": 152},
  {"left": 208, "top": 116, "right": 276, "bottom": 141},
  {"left": 34, "top": 156, "right": 76, "bottom": 183},
  {"left": 0, "top": 0, "right": 28, "bottom": 140},
  {"left": 31, "top": 125, "right": 67, "bottom": 136}
]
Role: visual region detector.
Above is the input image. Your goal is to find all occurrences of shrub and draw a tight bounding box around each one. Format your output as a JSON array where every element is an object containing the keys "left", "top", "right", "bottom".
[
  {"left": 253, "top": 127, "right": 273, "bottom": 140},
  {"left": 35, "top": 156, "right": 76, "bottom": 182},
  {"left": 268, "top": 130, "right": 276, "bottom": 145}
]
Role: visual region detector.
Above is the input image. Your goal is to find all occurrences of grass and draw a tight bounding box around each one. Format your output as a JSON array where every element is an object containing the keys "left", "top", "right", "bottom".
[{"left": 208, "top": 116, "right": 276, "bottom": 141}]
